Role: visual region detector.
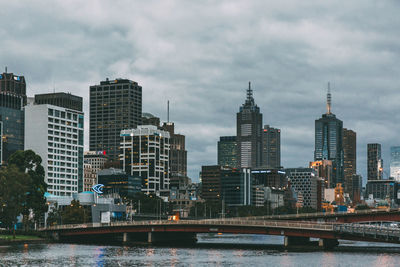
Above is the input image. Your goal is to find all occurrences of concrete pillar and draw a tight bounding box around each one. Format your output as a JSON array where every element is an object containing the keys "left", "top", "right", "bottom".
[
  {"left": 123, "top": 233, "right": 128, "bottom": 243},
  {"left": 318, "top": 238, "right": 339, "bottom": 249},
  {"left": 284, "top": 236, "right": 310, "bottom": 247},
  {"left": 148, "top": 232, "right": 153, "bottom": 243}
]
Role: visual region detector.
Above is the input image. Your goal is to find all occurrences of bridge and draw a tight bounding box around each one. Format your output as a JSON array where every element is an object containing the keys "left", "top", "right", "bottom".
[
  {"left": 238, "top": 208, "right": 400, "bottom": 223},
  {"left": 42, "top": 219, "right": 400, "bottom": 249}
]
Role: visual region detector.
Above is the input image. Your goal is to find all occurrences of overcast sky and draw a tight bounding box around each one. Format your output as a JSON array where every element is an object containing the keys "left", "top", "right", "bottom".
[{"left": 1, "top": 1, "right": 399, "bottom": 183}]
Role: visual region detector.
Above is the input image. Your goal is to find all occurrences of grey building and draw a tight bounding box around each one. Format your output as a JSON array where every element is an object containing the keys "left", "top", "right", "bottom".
[
  {"left": 89, "top": 78, "right": 142, "bottom": 162},
  {"left": 262, "top": 125, "right": 281, "bottom": 168},
  {"left": 0, "top": 70, "right": 27, "bottom": 104},
  {"left": 35, "top": 92, "right": 83, "bottom": 112},
  {"left": 285, "top": 168, "right": 320, "bottom": 210},
  {"left": 217, "top": 136, "right": 238, "bottom": 168},
  {"left": 314, "top": 87, "right": 343, "bottom": 188},
  {"left": 97, "top": 168, "right": 142, "bottom": 198},
  {"left": 367, "top": 143, "right": 383, "bottom": 181},
  {"left": 236, "top": 82, "right": 262, "bottom": 168},
  {"left": 390, "top": 146, "right": 400, "bottom": 181},
  {"left": 162, "top": 122, "right": 187, "bottom": 177}
]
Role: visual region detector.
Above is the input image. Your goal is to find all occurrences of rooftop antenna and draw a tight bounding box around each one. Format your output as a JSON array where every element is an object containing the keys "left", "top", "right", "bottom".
[
  {"left": 326, "top": 82, "right": 332, "bottom": 114},
  {"left": 167, "top": 100, "right": 170, "bottom": 123},
  {"left": 247, "top": 81, "right": 253, "bottom": 100},
  {"left": 5, "top": 66, "right": 7, "bottom": 73}
]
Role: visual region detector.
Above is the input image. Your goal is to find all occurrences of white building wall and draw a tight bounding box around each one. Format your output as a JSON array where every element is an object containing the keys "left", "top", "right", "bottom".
[{"left": 25, "top": 104, "right": 84, "bottom": 196}]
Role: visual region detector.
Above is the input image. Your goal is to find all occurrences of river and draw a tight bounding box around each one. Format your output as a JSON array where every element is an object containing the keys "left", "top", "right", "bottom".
[{"left": 1, "top": 234, "right": 400, "bottom": 266}]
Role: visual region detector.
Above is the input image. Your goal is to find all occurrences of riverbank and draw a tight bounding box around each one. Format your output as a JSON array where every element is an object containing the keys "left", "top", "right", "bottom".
[{"left": 0, "top": 234, "right": 47, "bottom": 245}]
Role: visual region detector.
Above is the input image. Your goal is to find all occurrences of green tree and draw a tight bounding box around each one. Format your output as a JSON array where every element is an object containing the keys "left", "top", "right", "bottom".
[
  {"left": 0, "top": 165, "right": 30, "bottom": 236},
  {"left": 8, "top": 150, "right": 48, "bottom": 227},
  {"left": 61, "top": 200, "right": 88, "bottom": 224}
]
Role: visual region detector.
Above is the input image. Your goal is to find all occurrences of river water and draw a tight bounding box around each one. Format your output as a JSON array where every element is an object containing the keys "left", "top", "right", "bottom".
[{"left": 1, "top": 234, "right": 400, "bottom": 266}]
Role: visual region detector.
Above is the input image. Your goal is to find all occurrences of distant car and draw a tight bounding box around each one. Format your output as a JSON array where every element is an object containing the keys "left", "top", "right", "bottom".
[{"left": 389, "top": 222, "right": 399, "bottom": 228}]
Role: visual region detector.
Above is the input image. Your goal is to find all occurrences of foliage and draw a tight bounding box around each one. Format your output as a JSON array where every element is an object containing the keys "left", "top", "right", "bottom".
[
  {"left": 126, "top": 192, "right": 170, "bottom": 215},
  {"left": 8, "top": 150, "right": 48, "bottom": 225},
  {"left": 61, "top": 200, "right": 89, "bottom": 224},
  {"left": 0, "top": 165, "right": 30, "bottom": 228}
]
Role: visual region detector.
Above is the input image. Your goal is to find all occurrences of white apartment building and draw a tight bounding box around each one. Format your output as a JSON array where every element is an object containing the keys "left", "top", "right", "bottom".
[
  {"left": 25, "top": 104, "right": 84, "bottom": 196},
  {"left": 120, "top": 125, "right": 170, "bottom": 195}
]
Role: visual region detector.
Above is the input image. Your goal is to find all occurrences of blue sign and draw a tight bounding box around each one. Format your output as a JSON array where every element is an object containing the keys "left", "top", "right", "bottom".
[{"left": 92, "top": 184, "right": 104, "bottom": 194}]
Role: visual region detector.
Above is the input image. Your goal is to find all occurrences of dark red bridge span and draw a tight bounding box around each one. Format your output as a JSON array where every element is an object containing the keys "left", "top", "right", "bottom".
[{"left": 42, "top": 219, "right": 400, "bottom": 249}]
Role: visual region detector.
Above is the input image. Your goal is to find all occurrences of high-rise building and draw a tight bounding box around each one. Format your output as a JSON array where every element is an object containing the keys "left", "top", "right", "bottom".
[
  {"left": 142, "top": 112, "right": 160, "bottom": 127},
  {"left": 367, "top": 143, "right": 383, "bottom": 180},
  {"left": 314, "top": 86, "right": 343, "bottom": 187},
  {"left": 89, "top": 78, "right": 142, "bottom": 162},
  {"left": 261, "top": 125, "right": 281, "bottom": 168},
  {"left": 220, "top": 168, "right": 251, "bottom": 207},
  {"left": 251, "top": 168, "right": 288, "bottom": 189},
  {"left": 0, "top": 93, "right": 24, "bottom": 165},
  {"left": 0, "top": 70, "right": 27, "bottom": 104},
  {"left": 0, "top": 70, "right": 26, "bottom": 165},
  {"left": 200, "top": 165, "right": 223, "bottom": 202},
  {"left": 25, "top": 101, "right": 84, "bottom": 196},
  {"left": 390, "top": 146, "right": 400, "bottom": 181},
  {"left": 217, "top": 136, "right": 238, "bottom": 168},
  {"left": 35, "top": 92, "right": 83, "bottom": 112},
  {"left": 162, "top": 122, "right": 187, "bottom": 177},
  {"left": 352, "top": 174, "right": 362, "bottom": 204},
  {"left": 237, "top": 82, "right": 262, "bottom": 168},
  {"left": 120, "top": 125, "right": 170, "bottom": 195},
  {"left": 97, "top": 168, "right": 142, "bottom": 198},
  {"left": 343, "top": 128, "right": 356, "bottom": 194}
]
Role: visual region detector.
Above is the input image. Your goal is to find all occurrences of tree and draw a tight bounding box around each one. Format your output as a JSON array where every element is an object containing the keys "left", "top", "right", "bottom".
[
  {"left": 8, "top": 150, "right": 48, "bottom": 227},
  {"left": 0, "top": 165, "right": 30, "bottom": 236},
  {"left": 61, "top": 200, "right": 87, "bottom": 224}
]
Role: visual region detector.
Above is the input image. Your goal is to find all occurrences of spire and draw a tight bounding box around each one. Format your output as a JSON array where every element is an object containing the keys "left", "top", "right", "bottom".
[
  {"left": 247, "top": 81, "right": 253, "bottom": 101},
  {"left": 326, "top": 82, "right": 332, "bottom": 114}
]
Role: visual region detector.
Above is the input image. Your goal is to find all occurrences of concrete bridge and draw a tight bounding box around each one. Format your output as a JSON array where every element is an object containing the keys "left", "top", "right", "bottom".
[
  {"left": 42, "top": 219, "right": 400, "bottom": 249},
  {"left": 239, "top": 208, "right": 400, "bottom": 223}
]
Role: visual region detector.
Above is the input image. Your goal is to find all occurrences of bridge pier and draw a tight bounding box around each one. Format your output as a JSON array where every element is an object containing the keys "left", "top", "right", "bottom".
[
  {"left": 284, "top": 236, "right": 311, "bottom": 247},
  {"left": 318, "top": 238, "right": 339, "bottom": 249},
  {"left": 123, "top": 233, "right": 129, "bottom": 243}
]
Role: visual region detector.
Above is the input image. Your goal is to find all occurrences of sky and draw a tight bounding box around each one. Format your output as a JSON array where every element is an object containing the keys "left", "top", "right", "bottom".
[{"left": 1, "top": 0, "right": 400, "bottom": 183}]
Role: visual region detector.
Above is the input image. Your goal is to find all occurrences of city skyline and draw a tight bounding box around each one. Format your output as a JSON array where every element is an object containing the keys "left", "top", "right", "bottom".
[{"left": 1, "top": 1, "right": 400, "bottom": 183}]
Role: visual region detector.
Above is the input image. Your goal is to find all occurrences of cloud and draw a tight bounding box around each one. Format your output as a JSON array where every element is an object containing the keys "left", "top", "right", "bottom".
[{"left": 1, "top": 0, "right": 399, "bottom": 184}]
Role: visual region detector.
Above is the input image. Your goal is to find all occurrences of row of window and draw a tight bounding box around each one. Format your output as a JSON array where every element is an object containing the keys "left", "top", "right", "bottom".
[{"left": 48, "top": 109, "right": 79, "bottom": 120}]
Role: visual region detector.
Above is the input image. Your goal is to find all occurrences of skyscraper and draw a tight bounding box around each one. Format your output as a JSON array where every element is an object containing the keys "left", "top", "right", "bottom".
[
  {"left": 217, "top": 136, "right": 238, "bottom": 168},
  {"left": 120, "top": 125, "right": 170, "bottom": 195},
  {"left": 262, "top": 125, "right": 281, "bottom": 168},
  {"left": 367, "top": 143, "right": 383, "bottom": 180},
  {"left": 0, "top": 70, "right": 26, "bottom": 165},
  {"left": 25, "top": 98, "right": 84, "bottom": 196},
  {"left": 35, "top": 92, "right": 83, "bottom": 112},
  {"left": 390, "top": 146, "right": 400, "bottom": 181},
  {"left": 89, "top": 78, "right": 142, "bottom": 162},
  {"left": 314, "top": 85, "right": 343, "bottom": 188},
  {"left": 343, "top": 128, "right": 356, "bottom": 194},
  {"left": 162, "top": 122, "right": 187, "bottom": 177},
  {"left": 237, "top": 82, "right": 262, "bottom": 168}
]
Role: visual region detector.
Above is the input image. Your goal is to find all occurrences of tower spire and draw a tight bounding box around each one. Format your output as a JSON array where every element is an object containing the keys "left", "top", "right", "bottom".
[
  {"left": 326, "top": 82, "right": 332, "bottom": 114},
  {"left": 247, "top": 81, "right": 253, "bottom": 101}
]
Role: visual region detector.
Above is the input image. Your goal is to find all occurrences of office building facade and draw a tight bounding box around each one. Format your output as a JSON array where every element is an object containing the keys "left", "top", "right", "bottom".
[
  {"left": 120, "top": 125, "right": 170, "bottom": 195},
  {"left": 367, "top": 143, "right": 383, "bottom": 180},
  {"left": 35, "top": 92, "right": 83, "bottom": 112},
  {"left": 84, "top": 151, "right": 108, "bottom": 173},
  {"left": 0, "top": 71, "right": 27, "bottom": 104},
  {"left": 162, "top": 122, "right": 187, "bottom": 177},
  {"left": 237, "top": 82, "right": 262, "bottom": 168},
  {"left": 220, "top": 168, "right": 251, "bottom": 207},
  {"left": 25, "top": 103, "right": 84, "bottom": 196},
  {"left": 90, "top": 78, "right": 142, "bottom": 162},
  {"left": 83, "top": 162, "right": 97, "bottom": 192},
  {"left": 217, "top": 136, "right": 238, "bottom": 168},
  {"left": 390, "top": 146, "right": 400, "bottom": 181},
  {"left": 285, "top": 168, "right": 321, "bottom": 210},
  {"left": 97, "top": 168, "right": 142, "bottom": 198},
  {"left": 251, "top": 168, "right": 288, "bottom": 189},
  {"left": 262, "top": 125, "right": 281, "bottom": 168},
  {"left": 343, "top": 128, "right": 356, "bottom": 194},
  {"left": 309, "top": 160, "right": 332, "bottom": 188},
  {"left": 314, "top": 87, "right": 343, "bottom": 187},
  {"left": 200, "top": 165, "right": 222, "bottom": 202}
]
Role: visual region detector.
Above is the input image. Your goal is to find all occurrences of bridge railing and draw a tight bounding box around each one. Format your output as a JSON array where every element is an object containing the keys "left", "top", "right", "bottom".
[
  {"left": 42, "top": 219, "right": 335, "bottom": 232},
  {"left": 335, "top": 223, "right": 400, "bottom": 240},
  {"left": 222, "top": 208, "right": 397, "bottom": 221}
]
